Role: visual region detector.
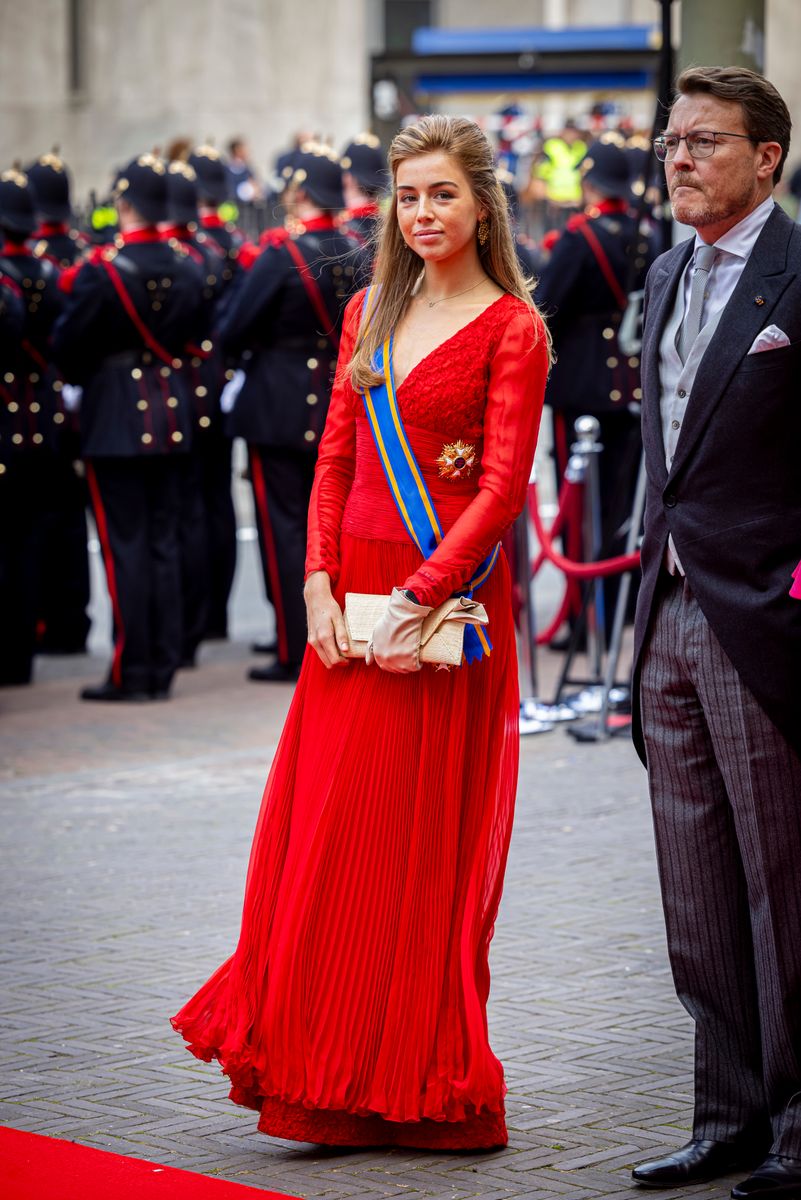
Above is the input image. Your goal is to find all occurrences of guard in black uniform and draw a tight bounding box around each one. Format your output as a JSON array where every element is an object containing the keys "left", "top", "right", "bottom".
[
  {"left": 188, "top": 146, "right": 242, "bottom": 287},
  {"left": 0, "top": 169, "right": 67, "bottom": 684},
  {"left": 26, "top": 151, "right": 92, "bottom": 654},
  {"left": 163, "top": 160, "right": 237, "bottom": 659},
  {"left": 339, "top": 133, "right": 387, "bottom": 274},
  {"left": 26, "top": 153, "right": 87, "bottom": 267},
  {"left": 220, "top": 144, "right": 368, "bottom": 682},
  {"left": 536, "top": 138, "right": 657, "bottom": 632},
  {"left": 52, "top": 155, "right": 206, "bottom": 701}
]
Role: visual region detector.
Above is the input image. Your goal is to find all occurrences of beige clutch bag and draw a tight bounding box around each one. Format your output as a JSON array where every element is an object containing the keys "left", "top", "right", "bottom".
[{"left": 343, "top": 593, "right": 489, "bottom": 667}]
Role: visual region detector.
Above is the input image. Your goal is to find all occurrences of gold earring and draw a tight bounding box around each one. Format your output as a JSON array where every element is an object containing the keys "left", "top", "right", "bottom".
[{"left": 478, "top": 217, "right": 489, "bottom": 246}]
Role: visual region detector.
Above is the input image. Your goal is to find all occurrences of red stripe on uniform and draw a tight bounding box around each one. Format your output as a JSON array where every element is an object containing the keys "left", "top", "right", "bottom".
[
  {"left": 248, "top": 448, "right": 289, "bottom": 664},
  {"left": 85, "top": 462, "right": 126, "bottom": 687}
]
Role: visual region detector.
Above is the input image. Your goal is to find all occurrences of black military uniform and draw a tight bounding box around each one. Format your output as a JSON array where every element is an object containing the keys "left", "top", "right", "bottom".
[
  {"left": 164, "top": 160, "right": 237, "bottom": 660},
  {"left": 0, "top": 169, "right": 67, "bottom": 684},
  {"left": 52, "top": 155, "right": 206, "bottom": 701},
  {"left": 188, "top": 146, "right": 242, "bottom": 287},
  {"left": 220, "top": 145, "right": 367, "bottom": 681},
  {"left": 339, "top": 134, "right": 387, "bottom": 269},
  {"left": 536, "top": 138, "right": 657, "bottom": 632},
  {"left": 25, "top": 152, "right": 92, "bottom": 654}
]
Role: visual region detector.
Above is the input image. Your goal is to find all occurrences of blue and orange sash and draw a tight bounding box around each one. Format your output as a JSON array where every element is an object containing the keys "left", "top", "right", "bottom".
[{"left": 360, "top": 287, "right": 498, "bottom": 663}]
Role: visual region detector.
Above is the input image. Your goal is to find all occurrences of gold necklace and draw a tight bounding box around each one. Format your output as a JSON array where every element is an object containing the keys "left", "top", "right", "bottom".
[{"left": 420, "top": 277, "right": 487, "bottom": 308}]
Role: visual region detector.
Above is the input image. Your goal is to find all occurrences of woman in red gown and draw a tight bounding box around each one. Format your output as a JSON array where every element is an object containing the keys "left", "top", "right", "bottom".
[{"left": 172, "top": 115, "right": 551, "bottom": 1150}]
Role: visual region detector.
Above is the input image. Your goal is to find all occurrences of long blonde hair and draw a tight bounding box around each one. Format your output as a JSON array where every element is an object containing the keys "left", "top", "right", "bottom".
[{"left": 349, "top": 114, "right": 551, "bottom": 390}]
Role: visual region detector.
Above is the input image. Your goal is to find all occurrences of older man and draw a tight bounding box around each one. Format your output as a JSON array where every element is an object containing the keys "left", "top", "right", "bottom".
[{"left": 630, "top": 68, "right": 801, "bottom": 1198}]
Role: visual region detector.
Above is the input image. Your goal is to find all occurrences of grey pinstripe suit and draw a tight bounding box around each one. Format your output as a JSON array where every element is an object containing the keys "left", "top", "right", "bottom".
[{"left": 632, "top": 203, "right": 801, "bottom": 1157}]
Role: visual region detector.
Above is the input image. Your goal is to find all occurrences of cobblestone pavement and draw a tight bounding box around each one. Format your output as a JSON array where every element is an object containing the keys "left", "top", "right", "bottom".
[{"left": 1, "top": 627, "right": 737, "bottom": 1199}]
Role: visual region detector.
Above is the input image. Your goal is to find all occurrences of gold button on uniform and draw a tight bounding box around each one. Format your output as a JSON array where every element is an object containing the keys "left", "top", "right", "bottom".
[
  {"left": 29, "top": 401, "right": 40, "bottom": 413},
  {"left": 132, "top": 367, "right": 143, "bottom": 380},
  {"left": 610, "top": 389, "right": 622, "bottom": 402},
  {"left": 307, "top": 357, "right": 318, "bottom": 369},
  {"left": 306, "top": 394, "right": 317, "bottom": 405},
  {"left": 53, "top": 380, "right": 63, "bottom": 392},
  {"left": 29, "top": 372, "right": 39, "bottom": 383},
  {"left": 172, "top": 358, "right": 182, "bottom": 369},
  {"left": 137, "top": 399, "right": 148, "bottom": 411},
  {"left": 8, "top": 401, "right": 19, "bottom": 413},
  {"left": 0, "top": 464, "right": 6, "bottom": 475},
  {"left": 224, "top": 369, "right": 234, "bottom": 381},
  {"left": 606, "top": 357, "right": 618, "bottom": 368},
  {"left": 12, "top": 434, "right": 23, "bottom": 444},
  {"left": 3, "top": 372, "right": 14, "bottom": 383},
  {"left": 195, "top": 385, "right": 207, "bottom": 398},
  {"left": 633, "top": 387, "right": 642, "bottom": 399},
  {"left": 167, "top": 397, "right": 178, "bottom": 409},
  {"left": 201, "top": 339, "right": 212, "bottom": 353},
  {"left": 628, "top": 356, "right": 640, "bottom": 368},
  {"left": 53, "top": 412, "right": 65, "bottom": 424},
  {"left": 199, "top": 416, "right": 211, "bottom": 428},
  {"left": 304, "top": 430, "right": 315, "bottom": 442},
  {"left": 141, "top": 432, "right": 153, "bottom": 444},
  {"left": 171, "top": 430, "right": 183, "bottom": 443},
  {"left": 32, "top": 433, "right": 43, "bottom": 444},
  {"left": 160, "top": 366, "right": 171, "bottom": 378},
  {"left": 602, "top": 327, "right": 614, "bottom": 340}
]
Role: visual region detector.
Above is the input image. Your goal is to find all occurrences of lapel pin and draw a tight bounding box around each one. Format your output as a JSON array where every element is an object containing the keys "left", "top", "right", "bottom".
[{"left": 754, "top": 295, "right": 765, "bottom": 306}]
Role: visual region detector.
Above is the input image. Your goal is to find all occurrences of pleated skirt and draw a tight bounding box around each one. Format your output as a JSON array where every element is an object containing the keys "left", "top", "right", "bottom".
[{"left": 171, "top": 532, "right": 520, "bottom": 1149}]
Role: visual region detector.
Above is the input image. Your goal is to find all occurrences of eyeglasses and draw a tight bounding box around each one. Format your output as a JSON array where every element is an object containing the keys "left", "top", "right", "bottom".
[{"left": 652, "top": 130, "right": 757, "bottom": 161}]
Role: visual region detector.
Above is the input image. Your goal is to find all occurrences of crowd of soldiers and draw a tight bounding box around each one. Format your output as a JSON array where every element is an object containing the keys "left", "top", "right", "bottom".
[{"left": 0, "top": 117, "right": 660, "bottom": 701}]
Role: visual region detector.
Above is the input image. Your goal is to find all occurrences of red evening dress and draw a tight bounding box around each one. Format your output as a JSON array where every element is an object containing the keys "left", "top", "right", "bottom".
[{"left": 172, "top": 290, "right": 548, "bottom": 1149}]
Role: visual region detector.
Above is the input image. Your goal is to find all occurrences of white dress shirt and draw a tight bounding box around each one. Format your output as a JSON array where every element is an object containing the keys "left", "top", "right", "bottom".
[{"left": 681, "top": 194, "right": 776, "bottom": 326}]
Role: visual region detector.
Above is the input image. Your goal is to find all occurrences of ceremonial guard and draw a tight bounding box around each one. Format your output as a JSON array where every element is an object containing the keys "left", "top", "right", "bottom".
[
  {"left": 26, "top": 151, "right": 92, "bottom": 654},
  {"left": 220, "top": 144, "right": 368, "bottom": 681},
  {"left": 188, "top": 146, "right": 242, "bottom": 280},
  {"left": 339, "top": 133, "right": 387, "bottom": 265},
  {"left": 536, "top": 138, "right": 656, "bottom": 632},
  {"left": 0, "top": 168, "right": 66, "bottom": 684},
  {"left": 52, "top": 154, "right": 206, "bottom": 701},
  {"left": 26, "top": 152, "right": 87, "bottom": 267}
]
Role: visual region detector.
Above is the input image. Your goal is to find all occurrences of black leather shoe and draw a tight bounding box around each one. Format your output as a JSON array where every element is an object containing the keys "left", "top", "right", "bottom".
[
  {"left": 248, "top": 662, "right": 301, "bottom": 683},
  {"left": 633, "top": 1139, "right": 749, "bottom": 1188},
  {"left": 731, "top": 1155, "right": 801, "bottom": 1198},
  {"left": 80, "top": 682, "right": 151, "bottom": 703},
  {"left": 250, "top": 639, "right": 278, "bottom": 655}
]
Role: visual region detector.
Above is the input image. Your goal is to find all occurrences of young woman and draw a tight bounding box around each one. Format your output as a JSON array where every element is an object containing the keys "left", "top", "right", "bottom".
[{"left": 172, "top": 115, "right": 551, "bottom": 1151}]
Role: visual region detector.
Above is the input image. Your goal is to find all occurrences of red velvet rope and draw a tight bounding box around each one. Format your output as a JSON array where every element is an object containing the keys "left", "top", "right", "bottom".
[{"left": 527, "top": 478, "right": 640, "bottom": 580}]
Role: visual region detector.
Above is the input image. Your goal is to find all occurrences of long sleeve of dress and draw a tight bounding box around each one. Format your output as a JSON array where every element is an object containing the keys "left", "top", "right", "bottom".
[
  {"left": 304, "top": 291, "right": 364, "bottom": 585},
  {"left": 402, "top": 306, "right": 549, "bottom": 608}
]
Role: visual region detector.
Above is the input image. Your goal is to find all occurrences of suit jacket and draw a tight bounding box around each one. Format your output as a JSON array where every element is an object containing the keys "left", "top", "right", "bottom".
[{"left": 631, "top": 202, "right": 801, "bottom": 764}]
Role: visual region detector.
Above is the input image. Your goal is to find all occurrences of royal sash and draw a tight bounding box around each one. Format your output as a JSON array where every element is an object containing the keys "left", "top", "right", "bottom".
[{"left": 360, "top": 287, "right": 497, "bottom": 663}]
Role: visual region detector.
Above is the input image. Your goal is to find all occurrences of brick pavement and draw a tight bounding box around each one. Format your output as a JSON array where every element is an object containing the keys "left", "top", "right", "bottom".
[{"left": 0, "top": 644, "right": 740, "bottom": 1200}]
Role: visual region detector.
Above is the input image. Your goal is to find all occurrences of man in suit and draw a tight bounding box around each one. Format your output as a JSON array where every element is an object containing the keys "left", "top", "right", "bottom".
[{"left": 629, "top": 68, "right": 801, "bottom": 1199}]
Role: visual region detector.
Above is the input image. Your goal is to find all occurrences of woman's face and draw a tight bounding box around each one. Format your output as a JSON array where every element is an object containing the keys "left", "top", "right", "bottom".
[{"left": 395, "top": 151, "right": 484, "bottom": 264}]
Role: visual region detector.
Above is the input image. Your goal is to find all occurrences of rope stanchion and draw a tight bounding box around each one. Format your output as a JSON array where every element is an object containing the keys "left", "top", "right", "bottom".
[
  {"left": 528, "top": 478, "right": 640, "bottom": 580},
  {"left": 529, "top": 476, "right": 583, "bottom": 645}
]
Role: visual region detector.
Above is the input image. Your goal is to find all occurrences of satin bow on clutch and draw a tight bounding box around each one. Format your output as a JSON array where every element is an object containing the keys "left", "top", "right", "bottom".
[{"left": 344, "top": 591, "right": 489, "bottom": 667}]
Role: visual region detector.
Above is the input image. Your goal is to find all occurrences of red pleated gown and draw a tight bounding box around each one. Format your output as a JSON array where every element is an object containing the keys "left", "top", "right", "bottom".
[{"left": 172, "top": 291, "right": 548, "bottom": 1149}]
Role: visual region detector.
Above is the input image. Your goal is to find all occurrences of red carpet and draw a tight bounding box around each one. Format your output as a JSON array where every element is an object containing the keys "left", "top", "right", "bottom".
[{"left": 0, "top": 1126, "right": 301, "bottom": 1200}]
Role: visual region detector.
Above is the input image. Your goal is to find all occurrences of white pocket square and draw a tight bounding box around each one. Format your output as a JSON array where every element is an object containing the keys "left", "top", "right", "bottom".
[{"left": 747, "top": 324, "right": 791, "bottom": 354}]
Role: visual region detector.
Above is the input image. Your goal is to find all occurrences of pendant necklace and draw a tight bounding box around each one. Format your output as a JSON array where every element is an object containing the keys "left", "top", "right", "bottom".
[{"left": 422, "top": 277, "right": 486, "bottom": 308}]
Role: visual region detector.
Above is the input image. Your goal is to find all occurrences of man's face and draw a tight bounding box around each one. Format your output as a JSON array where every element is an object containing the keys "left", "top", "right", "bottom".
[{"left": 665, "top": 93, "right": 765, "bottom": 231}]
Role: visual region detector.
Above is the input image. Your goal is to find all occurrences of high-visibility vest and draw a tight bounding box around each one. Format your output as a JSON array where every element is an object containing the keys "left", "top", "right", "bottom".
[{"left": 536, "top": 137, "right": 587, "bottom": 204}]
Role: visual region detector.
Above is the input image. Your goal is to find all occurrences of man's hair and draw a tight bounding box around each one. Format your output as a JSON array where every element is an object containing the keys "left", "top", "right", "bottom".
[{"left": 674, "top": 66, "right": 791, "bottom": 184}]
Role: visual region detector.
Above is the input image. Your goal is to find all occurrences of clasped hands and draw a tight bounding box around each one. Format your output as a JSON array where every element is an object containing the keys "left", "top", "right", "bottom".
[{"left": 305, "top": 574, "right": 431, "bottom": 673}]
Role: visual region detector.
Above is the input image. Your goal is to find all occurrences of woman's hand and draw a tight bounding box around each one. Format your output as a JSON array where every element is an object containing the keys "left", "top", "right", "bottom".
[
  {"left": 366, "top": 588, "right": 433, "bottom": 673},
  {"left": 304, "top": 572, "right": 350, "bottom": 668}
]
